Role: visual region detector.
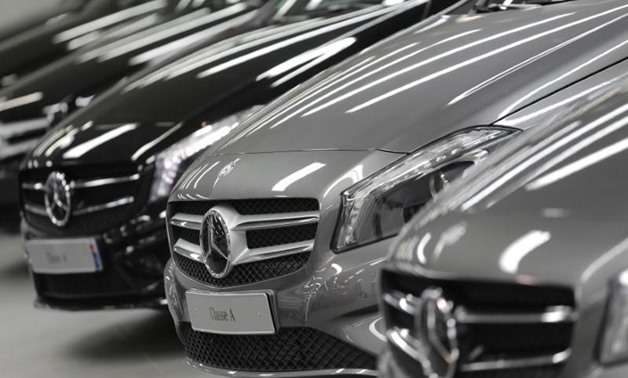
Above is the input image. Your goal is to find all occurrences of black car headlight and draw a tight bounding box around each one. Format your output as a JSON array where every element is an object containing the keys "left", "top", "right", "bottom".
[
  {"left": 333, "top": 127, "right": 517, "bottom": 252},
  {"left": 149, "top": 105, "right": 264, "bottom": 202}
]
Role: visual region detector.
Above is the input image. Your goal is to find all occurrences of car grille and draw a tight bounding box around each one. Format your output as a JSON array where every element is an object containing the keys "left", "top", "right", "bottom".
[
  {"left": 179, "top": 323, "right": 376, "bottom": 371},
  {"left": 381, "top": 269, "right": 575, "bottom": 378},
  {"left": 173, "top": 251, "right": 310, "bottom": 287},
  {"left": 20, "top": 165, "right": 143, "bottom": 236},
  {"left": 168, "top": 198, "right": 318, "bottom": 287}
]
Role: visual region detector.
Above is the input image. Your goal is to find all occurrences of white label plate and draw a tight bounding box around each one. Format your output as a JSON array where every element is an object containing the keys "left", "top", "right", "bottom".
[
  {"left": 186, "top": 290, "right": 276, "bottom": 335},
  {"left": 26, "top": 238, "right": 102, "bottom": 274}
]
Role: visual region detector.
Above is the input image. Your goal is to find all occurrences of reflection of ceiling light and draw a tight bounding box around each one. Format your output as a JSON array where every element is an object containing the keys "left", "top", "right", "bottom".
[
  {"left": 499, "top": 230, "right": 551, "bottom": 274},
  {"left": 0, "top": 92, "right": 43, "bottom": 112},
  {"left": 63, "top": 124, "right": 137, "bottom": 159},
  {"left": 272, "top": 163, "right": 325, "bottom": 192}
]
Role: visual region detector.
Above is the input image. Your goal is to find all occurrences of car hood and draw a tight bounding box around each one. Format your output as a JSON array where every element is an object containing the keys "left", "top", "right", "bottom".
[
  {"left": 388, "top": 79, "right": 628, "bottom": 304},
  {"left": 0, "top": 0, "right": 170, "bottom": 81},
  {"left": 212, "top": 0, "right": 628, "bottom": 155},
  {"left": 0, "top": 2, "right": 258, "bottom": 123},
  {"left": 25, "top": 0, "right": 448, "bottom": 167}
]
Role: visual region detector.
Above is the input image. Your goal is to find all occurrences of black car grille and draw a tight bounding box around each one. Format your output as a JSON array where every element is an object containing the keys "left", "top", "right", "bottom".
[
  {"left": 381, "top": 269, "right": 575, "bottom": 378},
  {"left": 169, "top": 198, "right": 318, "bottom": 287},
  {"left": 180, "top": 323, "right": 376, "bottom": 372},
  {"left": 173, "top": 250, "right": 310, "bottom": 287},
  {"left": 20, "top": 165, "right": 143, "bottom": 236}
]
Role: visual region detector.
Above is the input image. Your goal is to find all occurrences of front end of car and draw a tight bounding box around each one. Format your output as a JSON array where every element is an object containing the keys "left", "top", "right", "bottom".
[
  {"left": 20, "top": 108, "right": 258, "bottom": 310},
  {"left": 379, "top": 76, "right": 628, "bottom": 378},
  {"left": 164, "top": 126, "right": 516, "bottom": 376}
]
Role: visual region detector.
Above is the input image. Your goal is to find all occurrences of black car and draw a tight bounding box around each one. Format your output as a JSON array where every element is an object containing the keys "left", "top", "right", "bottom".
[
  {"left": 0, "top": 0, "right": 261, "bottom": 206},
  {"left": 19, "top": 0, "right": 467, "bottom": 311},
  {"left": 0, "top": 0, "right": 164, "bottom": 85}
]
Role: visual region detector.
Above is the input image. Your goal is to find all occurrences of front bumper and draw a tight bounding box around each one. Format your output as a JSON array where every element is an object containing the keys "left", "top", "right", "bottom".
[
  {"left": 164, "top": 238, "right": 392, "bottom": 377},
  {"left": 26, "top": 212, "right": 170, "bottom": 311},
  {"left": 379, "top": 347, "right": 628, "bottom": 378}
]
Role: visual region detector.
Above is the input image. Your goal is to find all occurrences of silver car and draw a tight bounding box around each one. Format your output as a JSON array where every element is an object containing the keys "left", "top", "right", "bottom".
[
  {"left": 164, "top": 0, "right": 628, "bottom": 376},
  {"left": 379, "top": 77, "right": 628, "bottom": 377}
]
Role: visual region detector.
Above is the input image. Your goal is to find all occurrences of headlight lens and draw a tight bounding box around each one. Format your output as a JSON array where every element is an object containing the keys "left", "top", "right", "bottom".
[
  {"left": 600, "top": 270, "right": 628, "bottom": 364},
  {"left": 149, "top": 105, "right": 264, "bottom": 202},
  {"left": 333, "top": 127, "right": 516, "bottom": 252}
]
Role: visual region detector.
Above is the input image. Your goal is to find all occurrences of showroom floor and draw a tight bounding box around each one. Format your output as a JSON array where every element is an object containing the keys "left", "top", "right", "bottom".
[{"left": 0, "top": 212, "right": 205, "bottom": 378}]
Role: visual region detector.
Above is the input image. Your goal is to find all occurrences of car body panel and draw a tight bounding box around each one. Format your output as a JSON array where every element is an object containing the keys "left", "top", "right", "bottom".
[
  {"left": 23, "top": 0, "right": 450, "bottom": 169},
  {"left": 0, "top": 0, "right": 167, "bottom": 81},
  {"left": 20, "top": 0, "right": 462, "bottom": 311},
  {"left": 211, "top": 0, "right": 628, "bottom": 155},
  {"left": 383, "top": 77, "right": 628, "bottom": 378}
]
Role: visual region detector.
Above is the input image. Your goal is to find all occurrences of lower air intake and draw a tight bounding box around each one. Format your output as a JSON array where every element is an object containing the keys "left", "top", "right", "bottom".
[{"left": 180, "top": 323, "right": 376, "bottom": 371}]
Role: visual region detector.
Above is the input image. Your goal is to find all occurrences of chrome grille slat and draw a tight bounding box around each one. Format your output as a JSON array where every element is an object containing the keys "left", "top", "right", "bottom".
[
  {"left": 233, "top": 211, "right": 319, "bottom": 231},
  {"left": 459, "top": 350, "right": 571, "bottom": 372},
  {"left": 73, "top": 196, "right": 134, "bottom": 216},
  {"left": 169, "top": 199, "right": 319, "bottom": 286},
  {"left": 382, "top": 274, "right": 575, "bottom": 375},
  {"left": 23, "top": 196, "right": 134, "bottom": 216},
  {"left": 385, "top": 290, "right": 577, "bottom": 324},
  {"left": 170, "top": 213, "right": 203, "bottom": 230},
  {"left": 174, "top": 239, "right": 203, "bottom": 261},
  {"left": 455, "top": 306, "right": 577, "bottom": 324},
  {"left": 24, "top": 204, "right": 48, "bottom": 216},
  {"left": 22, "top": 173, "right": 140, "bottom": 191}
]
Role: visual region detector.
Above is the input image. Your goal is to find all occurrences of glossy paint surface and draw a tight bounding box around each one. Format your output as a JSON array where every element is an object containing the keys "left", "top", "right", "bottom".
[
  {"left": 24, "top": 0, "right": 449, "bottom": 168},
  {"left": 385, "top": 78, "right": 628, "bottom": 378},
  {"left": 0, "top": 0, "right": 166, "bottom": 81},
  {"left": 0, "top": 0, "right": 259, "bottom": 124},
  {"left": 165, "top": 0, "right": 628, "bottom": 370},
  {"left": 213, "top": 0, "right": 628, "bottom": 154}
]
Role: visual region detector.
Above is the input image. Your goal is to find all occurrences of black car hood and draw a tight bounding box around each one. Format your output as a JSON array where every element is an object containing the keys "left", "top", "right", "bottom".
[
  {"left": 0, "top": 0, "right": 169, "bottom": 81},
  {"left": 0, "top": 1, "right": 259, "bottom": 124},
  {"left": 212, "top": 0, "right": 628, "bottom": 155},
  {"left": 26, "top": 0, "right": 450, "bottom": 167}
]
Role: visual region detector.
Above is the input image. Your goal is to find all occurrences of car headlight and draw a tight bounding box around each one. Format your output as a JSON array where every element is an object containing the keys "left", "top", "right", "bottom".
[
  {"left": 333, "top": 127, "right": 517, "bottom": 252},
  {"left": 600, "top": 270, "right": 628, "bottom": 364},
  {"left": 149, "top": 105, "right": 264, "bottom": 202}
]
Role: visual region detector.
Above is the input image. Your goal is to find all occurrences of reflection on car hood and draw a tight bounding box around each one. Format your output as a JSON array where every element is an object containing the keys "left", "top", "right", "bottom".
[
  {"left": 26, "top": 2, "right": 420, "bottom": 166},
  {"left": 388, "top": 78, "right": 628, "bottom": 300},
  {"left": 213, "top": 0, "right": 628, "bottom": 155},
  {"left": 0, "top": 2, "right": 258, "bottom": 123}
]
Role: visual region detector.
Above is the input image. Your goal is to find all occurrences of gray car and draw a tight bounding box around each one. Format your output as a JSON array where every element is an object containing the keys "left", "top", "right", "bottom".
[
  {"left": 379, "top": 76, "right": 628, "bottom": 378},
  {"left": 164, "top": 0, "right": 628, "bottom": 376}
]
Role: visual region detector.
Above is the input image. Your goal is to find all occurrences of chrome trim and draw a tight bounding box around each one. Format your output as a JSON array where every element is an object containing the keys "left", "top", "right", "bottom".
[
  {"left": 383, "top": 291, "right": 419, "bottom": 315},
  {"left": 460, "top": 350, "right": 572, "bottom": 372},
  {"left": 172, "top": 237, "right": 313, "bottom": 266},
  {"left": 24, "top": 204, "right": 48, "bottom": 216},
  {"left": 71, "top": 174, "right": 140, "bottom": 189},
  {"left": 235, "top": 240, "right": 314, "bottom": 265},
  {"left": 455, "top": 306, "right": 577, "bottom": 324},
  {"left": 173, "top": 239, "right": 203, "bottom": 262},
  {"left": 385, "top": 290, "right": 577, "bottom": 324},
  {"left": 73, "top": 196, "right": 134, "bottom": 215},
  {"left": 22, "top": 173, "right": 140, "bottom": 191},
  {"left": 22, "top": 182, "right": 44, "bottom": 191},
  {"left": 233, "top": 211, "right": 319, "bottom": 231},
  {"left": 170, "top": 213, "right": 203, "bottom": 230},
  {"left": 388, "top": 328, "right": 426, "bottom": 366}
]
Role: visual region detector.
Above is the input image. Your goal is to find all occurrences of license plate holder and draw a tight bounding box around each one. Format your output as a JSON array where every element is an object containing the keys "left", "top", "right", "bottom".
[
  {"left": 186, "top": 290, "right": 276, "bottom": 335},
  {"left": 26, "top": 238, "right": 103, "bottom": 274}
]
